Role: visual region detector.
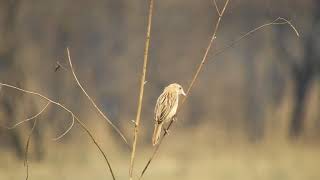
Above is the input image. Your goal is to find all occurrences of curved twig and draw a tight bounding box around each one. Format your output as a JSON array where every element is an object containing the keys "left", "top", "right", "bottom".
[
  {"left": 208, "top": 17, "right": 299, "bottom": 61},
  {"left": 52, "top": 114, "right": 75, "bottom": 141},
  {"left": 66, "top": 48, "right": 129, "bottom": 146},
  {"left": 0, "top": 82, "right": 116, "bottom": 180},
  {"left": 6, "top": 102, "right": 50, "bottom": 129}
]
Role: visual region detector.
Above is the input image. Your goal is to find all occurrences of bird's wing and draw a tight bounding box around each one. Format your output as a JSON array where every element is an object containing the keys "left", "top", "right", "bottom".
[{"left": 154, "top": 91, "right": 177, "bottom": 124}]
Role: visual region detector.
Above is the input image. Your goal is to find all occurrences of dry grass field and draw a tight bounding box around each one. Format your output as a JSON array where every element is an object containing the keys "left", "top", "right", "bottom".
[{"left": 1, "top": 127, "right": 320, "bottom": 180}]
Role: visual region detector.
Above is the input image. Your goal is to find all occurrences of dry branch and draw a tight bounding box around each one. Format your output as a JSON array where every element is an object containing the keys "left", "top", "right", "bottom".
[
  {"left": 181, "top": 0, "right": 230, "bottom": 106},
  {"left": 209, "top": 17, "right": 299, "bottom": 60},
  {"left": 23, "top": 101, "right": 49, "bottom": 180},
  {"left": 0, "top": 83, "right": 116, "bottom": 180},
  {"left": 210, "top": 0, "right": 221, "bottom": 16},
  {"left": 6, "top": 102, "right": 50, "bottom": 180},
  {"left": 129, "top": 0, "right": 155, "bottom": 179},
  {"left": 66, "top": 48, "right": 129, "bottom": 146},
  {"left": 24, "top": 117, "right": 38, "bottom": 180},
  {"left": 6, "top": 102, "right": 50, "bottom": 129},
  {"left": 52, "top": 114, "right": 75, "bottom": 141}
]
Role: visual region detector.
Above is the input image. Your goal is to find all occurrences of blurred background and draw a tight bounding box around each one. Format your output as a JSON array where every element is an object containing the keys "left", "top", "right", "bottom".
[{"left": 0, "top": 0, "right": 319, "bottom": 179}]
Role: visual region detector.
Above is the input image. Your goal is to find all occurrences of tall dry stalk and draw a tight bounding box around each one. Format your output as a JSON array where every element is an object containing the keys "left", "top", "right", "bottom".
[{"left": 129, "top": 0, "right": 155, "bottom": 179}]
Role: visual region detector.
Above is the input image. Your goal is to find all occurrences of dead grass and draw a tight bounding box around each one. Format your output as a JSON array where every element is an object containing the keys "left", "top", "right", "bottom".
[{"left": 1, "top": 138, "right": 319, "bottom": 180}]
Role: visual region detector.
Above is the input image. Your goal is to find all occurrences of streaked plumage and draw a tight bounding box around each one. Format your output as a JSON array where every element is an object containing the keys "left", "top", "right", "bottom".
[{"left": 152, "top": 83, "right": 186, "bottom": 146}]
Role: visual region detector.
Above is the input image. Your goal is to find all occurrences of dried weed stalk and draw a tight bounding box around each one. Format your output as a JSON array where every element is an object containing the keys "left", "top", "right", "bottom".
[{"left": 129, "top": 0, "right": 155, "bottom": 179}]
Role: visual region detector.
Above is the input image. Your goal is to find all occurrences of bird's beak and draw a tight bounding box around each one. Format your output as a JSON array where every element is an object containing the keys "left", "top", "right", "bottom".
[{"left": 181, "top": 89, "right": 186, "bottom": 96}]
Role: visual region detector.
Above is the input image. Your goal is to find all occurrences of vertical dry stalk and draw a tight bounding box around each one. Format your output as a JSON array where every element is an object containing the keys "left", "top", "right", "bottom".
[
  {"left": 138, "top": 0, "right": 230, "bottom": 179},
  {"left": 129, "top": 0, "right": 155, "bottom": 179},
  {"left": 24, "top": 118, "right": 39, "bottom": 180},
  {"left": 0, "top": 83, "right": 116, "bottom": 180}
]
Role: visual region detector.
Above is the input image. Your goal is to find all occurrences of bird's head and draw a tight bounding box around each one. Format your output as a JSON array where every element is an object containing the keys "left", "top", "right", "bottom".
[{"left": 167, "top": 83, "right": 186, "bottom": 96}]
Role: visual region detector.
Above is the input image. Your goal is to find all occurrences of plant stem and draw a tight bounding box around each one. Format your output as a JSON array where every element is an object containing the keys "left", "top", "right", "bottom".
[{"left": 129, "top": 0, "right": 155, "bottom": 179}]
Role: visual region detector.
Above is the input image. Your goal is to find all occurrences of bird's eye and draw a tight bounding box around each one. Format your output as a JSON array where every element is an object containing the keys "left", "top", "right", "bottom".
[{"left": 179, "top": 87, "right": 182, "bottom": 89}]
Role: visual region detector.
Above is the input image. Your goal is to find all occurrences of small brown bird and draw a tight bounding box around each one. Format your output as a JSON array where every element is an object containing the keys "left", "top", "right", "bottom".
[{"left": 152, "top": 83, "right": 186, "bottom": 146}]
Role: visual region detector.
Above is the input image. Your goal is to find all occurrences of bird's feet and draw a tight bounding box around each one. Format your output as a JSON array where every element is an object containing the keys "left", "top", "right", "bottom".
[
  {"left": 163, "top": 127, "right": 170, "bottom": 135},
  {"left": 172, "top": 115, "right": 177, "bottom": 122}
]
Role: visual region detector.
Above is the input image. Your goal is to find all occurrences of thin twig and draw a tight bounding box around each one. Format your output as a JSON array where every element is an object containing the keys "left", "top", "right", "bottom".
[
  {"left": 210, "top": 0, "right": 221, "bottom": 16},
  {"left": 52, "top": 114, "right": 75, "bottom": 141},
  {"left": 181, "top": 0, "right": 230, "bottom": 106},
  {"left": 73, "top": 115, "right": 116, "bottom": 180},
  {"left": 66, "top": 48, "right": 129, "bottom": 146},
  {"left": 138, "top": 117, "right": 176, "bottom": 180},
  {"left": 209, "top": 17, "right": 299, "bottom": 60},
  {"left": 24, "top": 115, "right": 38, "bottom": 180},
  {"left": 6, "top": 102, "right": 50, "bottom": 129},
  {"left": 0, "top": 83, "right": 116, "bottom": 180},
  {"left": 129, "top": 0, "right": 155, "bottom": 179}
]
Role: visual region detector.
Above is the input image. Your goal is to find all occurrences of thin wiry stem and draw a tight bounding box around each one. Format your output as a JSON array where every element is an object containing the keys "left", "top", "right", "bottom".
[
  {"left": 129, "top": 0, "right": 155, "bottom": 179},
  {"left": 138, "top": 117, "right": 176, "bottom": 180},
  {"left": 52, "top": 114, "right": 75, "bottom": 141},
  {"left": 73, "top": 115, "right": 116, "bottom": 180},
  {"left": 210, "top": 0, "right": 221, "bottom": 16},
  {"left": 6, "top": 102, "right": 50, "bottom": 129},
  {"left": 66, "top": 48, "right": 129, "bottom": 146},
  {"left": 24, "top": 115, "right": 38, "bottom": 180},
  {"left": 0, "top": 83, "right": 116, "bottom": 180},
  {"left": 209, "top": 17, "right": 299, "bottom": 60},
  {"left": 182, "top": 0, "right": 230, "bottom": 104},
  {"left": 139, "top": 0, "right": 230, "bottom": 179}
]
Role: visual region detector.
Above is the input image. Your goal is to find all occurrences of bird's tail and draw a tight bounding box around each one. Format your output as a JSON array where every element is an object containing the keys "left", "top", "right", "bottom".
[{"left": 152, "top": 123, "right": 162, "bottom": 146}]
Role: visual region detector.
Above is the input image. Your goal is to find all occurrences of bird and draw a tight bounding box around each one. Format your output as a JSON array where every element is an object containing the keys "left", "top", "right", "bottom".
[{"left": 152, "top": 83, "right": 186, "bottom": 146}]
